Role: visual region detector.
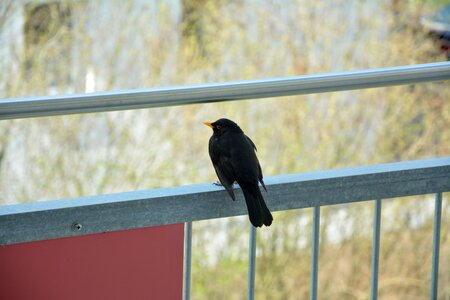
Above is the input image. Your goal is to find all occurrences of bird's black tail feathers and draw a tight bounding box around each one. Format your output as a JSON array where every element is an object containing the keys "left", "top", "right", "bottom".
[{"left": 240, "top": 183, "right": 273, "bottom": 227}]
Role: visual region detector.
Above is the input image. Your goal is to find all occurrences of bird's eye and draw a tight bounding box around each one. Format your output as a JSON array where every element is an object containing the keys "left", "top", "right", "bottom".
[{"left": 216, "top": 125, "right": 221, "bottom": 129}]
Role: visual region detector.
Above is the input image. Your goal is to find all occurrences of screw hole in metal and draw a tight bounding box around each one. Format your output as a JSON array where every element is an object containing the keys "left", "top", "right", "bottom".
[{"left": 72, "top": 223, "right": 82, "bottom": 231}]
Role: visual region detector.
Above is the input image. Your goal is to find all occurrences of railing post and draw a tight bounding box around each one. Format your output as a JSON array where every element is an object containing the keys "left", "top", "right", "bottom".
[
  {"left": 183, "top": 222, "right": 193, "bottom": 300},
  {"left": 370, "top": 199, "right": 382, "bottom": 300},
  {"left": 248, "top": 225, "right": 257, "bottom": 300},
  {"left": 310, "top": 206, "right": 320, "bottom": 300},
  {"left": 430, "top": 192, "right": 442, "bottom": 300}
]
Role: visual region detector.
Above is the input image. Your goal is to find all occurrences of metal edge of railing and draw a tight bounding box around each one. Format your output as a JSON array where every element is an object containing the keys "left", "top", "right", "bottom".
[
  {"left": 370, "top": 199, "right": 382, "bottom": 300},
  {"left": 0, "top": 157, "right": 449, "bottom": 245},
  {"left": 1, "top": 62, "right": 449, "bottom": 120},
  {"left": 430, "top": 192, "right": 442, "bottom": 300},
  {"left": 182, "top": 221, "right": 193, "bottom": 300},
  {"left": 310, "top": 206, "right": 321, "bottom": 300},
  {"left": 247, "top": 225, "right": 257, "bottom": 300}
]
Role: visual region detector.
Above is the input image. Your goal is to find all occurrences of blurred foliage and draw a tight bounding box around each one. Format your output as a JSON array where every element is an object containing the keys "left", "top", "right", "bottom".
[{"left": 0, "top": 0, "right": 449, "bottom": 299}]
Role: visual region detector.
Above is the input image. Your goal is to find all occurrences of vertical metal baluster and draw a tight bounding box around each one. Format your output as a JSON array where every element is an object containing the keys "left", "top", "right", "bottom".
[
  {"left": 310, "top": 206, "right": 320, "bottom": 300},
  {"left": 248, "top": 225, "right": 257, "bottom": 300},
  {"left": 183, "top": 222, "right": 193, "bottom": 300},
  {"left": 430, "top": 192, "right": 442, "bottom": 300},
  {"left": 370, "top": 199, "right": 382, "bottom": 300}
]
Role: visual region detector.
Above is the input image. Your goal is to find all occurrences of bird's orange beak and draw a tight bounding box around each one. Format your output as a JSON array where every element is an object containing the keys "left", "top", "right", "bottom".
[{"left": 203, "top": 121, "right": 214, "bottom": 129}]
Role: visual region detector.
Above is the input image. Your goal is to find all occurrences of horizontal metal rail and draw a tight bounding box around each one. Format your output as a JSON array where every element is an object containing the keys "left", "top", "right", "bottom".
[
  {"left": 0, "top": 157, "right": 449, "bottom": 245},
  {"left": 1, "top": 62, "right": 449, "bottom": 120}
]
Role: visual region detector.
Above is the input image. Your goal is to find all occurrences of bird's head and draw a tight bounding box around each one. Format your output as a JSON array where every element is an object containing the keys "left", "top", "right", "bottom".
[{"left": 203, "top": 118, "right": 243, "bottom": 135}]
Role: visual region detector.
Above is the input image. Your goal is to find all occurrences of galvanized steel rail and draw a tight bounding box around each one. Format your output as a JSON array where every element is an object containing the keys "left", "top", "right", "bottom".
[
  {"left": 1, "top": 62, "right": 449, "bottom": 120},
  {"left": 1, "top": 157, "right": 448, "bottom": 245},
  {"left": 370, "top": 199, "right": 382, "bottom": 300},
  {"left": 247, "top": 225, "right": 257, "bottom": 300},
  {"left": 310, "top": 206, "right": 321, "bottom": 300},
  {"left": 430, "top": 193, "right": 442, "bottom": 300},
  {"left": 183, "top": 221, "right": 193, "bottom": 300}
]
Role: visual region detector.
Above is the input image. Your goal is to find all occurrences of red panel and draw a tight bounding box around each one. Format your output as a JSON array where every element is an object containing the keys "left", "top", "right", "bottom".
[{"left": 0, "top": 224, "right": 184, "bottom": 300}]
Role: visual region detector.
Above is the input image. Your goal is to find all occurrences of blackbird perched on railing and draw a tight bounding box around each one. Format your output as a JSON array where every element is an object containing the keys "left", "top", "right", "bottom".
[{"left": 203, "top": 118, "right": 273, "bottom": 227}]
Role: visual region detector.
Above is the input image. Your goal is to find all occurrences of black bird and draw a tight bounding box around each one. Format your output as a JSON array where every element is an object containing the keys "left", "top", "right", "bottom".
[{"left": 203, "top": 118, "right": 273, "bottom": 227}]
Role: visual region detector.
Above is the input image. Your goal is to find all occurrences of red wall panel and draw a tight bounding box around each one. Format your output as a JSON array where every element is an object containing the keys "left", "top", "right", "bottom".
[{"left": 0, "top": 224, "right": 184, "bottom": 300}]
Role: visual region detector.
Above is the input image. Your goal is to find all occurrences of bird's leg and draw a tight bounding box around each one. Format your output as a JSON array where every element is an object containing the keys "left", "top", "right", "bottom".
[{"left": 213, "top": 181, "right": 239, "bottom": 188}]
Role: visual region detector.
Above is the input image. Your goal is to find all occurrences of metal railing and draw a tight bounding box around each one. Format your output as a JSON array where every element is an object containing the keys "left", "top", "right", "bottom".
[
  {"left": 1, "top": 62, "right": 449, "bottom": 120},
  {"left": 1, "top": 62, "right": 450, "bottom": 300},
  {"left": 1, "top": 158, "right": 449, "bottom": 299}
]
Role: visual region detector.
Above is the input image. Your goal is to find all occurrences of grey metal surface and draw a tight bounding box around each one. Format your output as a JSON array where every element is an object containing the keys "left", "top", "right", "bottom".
[
  {"left": 247, "top": 225, "right": 257, "bottom": 300},
  {"left": 1, "top": 62, "right": 449, "bottom": 120},
  {"left": 370, "top": 199, "right": 382, "bottom": 300},
  {"left": 183, "top": 222, "right": 192, "bottom": 300},
  {"left": 310, "top": 206, "right": 320, "bottom": 300},
  {"left": 1, "top": 157, "right": 449, "bottom": 245},
  {"left": 430, "top": 193, "right": 442, "bottom": 300}
]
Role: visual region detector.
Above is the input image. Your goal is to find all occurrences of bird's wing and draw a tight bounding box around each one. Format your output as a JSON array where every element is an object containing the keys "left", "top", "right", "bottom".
[
  {"left": 245, "top": 135, "right": 258, "bottom": 151},
  {"left": 257, "top": 163, "right": 267, "bottom": 192},
  {"left": 245, "top": 135, "right": 267, "bottom": 192},
  {"left": 209, "top": 137, "right": 236, "bottom": 201},
  {"left": 213, "top": 163, "right": 236, "bottom": 201}
]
